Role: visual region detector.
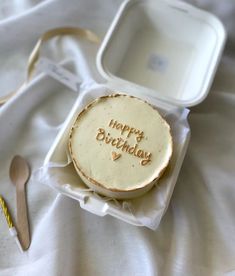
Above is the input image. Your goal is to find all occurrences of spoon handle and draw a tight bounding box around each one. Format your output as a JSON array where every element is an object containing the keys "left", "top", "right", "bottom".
[{"left": 16, "top": 185, "right": 30, "bottom": 250}]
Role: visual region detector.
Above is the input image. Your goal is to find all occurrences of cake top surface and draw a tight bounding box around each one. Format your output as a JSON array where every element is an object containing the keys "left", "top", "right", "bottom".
[{"left": 69, "top": 94, "right": 172, "bottom": 192}]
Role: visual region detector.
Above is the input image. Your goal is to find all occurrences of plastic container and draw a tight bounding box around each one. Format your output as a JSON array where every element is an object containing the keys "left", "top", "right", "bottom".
[
  {"left": 97, "top": 0, "right": 226, "bottom": 107},
  {"left": 42, "top": 0, "right": 226, "bottom": 229}
]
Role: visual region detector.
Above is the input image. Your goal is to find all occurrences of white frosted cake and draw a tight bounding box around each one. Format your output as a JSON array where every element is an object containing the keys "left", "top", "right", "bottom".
[{"left": 69, "top": 94, "right": 173, "bottom": 199}]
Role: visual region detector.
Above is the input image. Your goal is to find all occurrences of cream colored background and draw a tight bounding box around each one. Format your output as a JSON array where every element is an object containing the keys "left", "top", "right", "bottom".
[{"left": 0, "top": 0, "right": 235, "bottom": 275}]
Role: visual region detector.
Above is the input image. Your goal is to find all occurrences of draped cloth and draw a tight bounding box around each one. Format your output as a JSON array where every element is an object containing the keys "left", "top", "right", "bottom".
[{"left": 0, "top": 0, "right": 235, "bottom": 275}]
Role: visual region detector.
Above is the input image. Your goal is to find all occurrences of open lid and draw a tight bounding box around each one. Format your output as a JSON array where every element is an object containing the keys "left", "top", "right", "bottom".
[{"left": 97, "top": 0, "right": 226, "bottom": 107}]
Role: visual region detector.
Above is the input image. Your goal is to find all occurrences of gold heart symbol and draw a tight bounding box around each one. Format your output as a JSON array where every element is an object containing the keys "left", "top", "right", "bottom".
[{"left": 112, "top": 151, "right": 121, "bottom": 161}]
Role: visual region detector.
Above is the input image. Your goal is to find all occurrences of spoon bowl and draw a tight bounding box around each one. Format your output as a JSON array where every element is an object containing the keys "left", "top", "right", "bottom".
[{"left": 10, "top": 155, "right": 30, "bottom": 188}]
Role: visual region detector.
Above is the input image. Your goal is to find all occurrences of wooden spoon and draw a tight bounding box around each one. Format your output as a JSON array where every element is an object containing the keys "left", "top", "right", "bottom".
[{"left": 9, "top": 155, "right": 31, "bottom": 250}]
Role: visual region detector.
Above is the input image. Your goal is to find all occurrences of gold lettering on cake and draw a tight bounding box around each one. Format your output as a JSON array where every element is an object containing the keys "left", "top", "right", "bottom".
[
  {"left": 96, "top": 128, "right": 151, "bottom": 166},
  {"left": 141, "top": 153, "right": 152, "bottom": 166},
  {"left": 109, "top": 119, "right": 144, "bottom": 143},
  {"left": 136, "top": 131, "right": 144, "bottom": 143},
  {"left": 121, "top": 124, "right": 130, "bottom": 135},
  {"left": 111, "top": 139, "right": 117, "bottom": 146},
  {"left": 96, "top": 128, "right": 105, "bottom": 141},
  {"left": 112, "top": 151, "right": 121, "bottom": 161},
  {"left": 105, "top": 133, "right": 112, "bottom": 144},
  {"left": 116, "top": 138, "right": 124, "bottom": 148},
  {"left": 128, "top": 144, "right": 138, "bottom": 154}
]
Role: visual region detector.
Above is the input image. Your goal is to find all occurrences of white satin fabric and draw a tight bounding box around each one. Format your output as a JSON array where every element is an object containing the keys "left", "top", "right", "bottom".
[{"left": 0, "top": 1, "right": 235, "bottom": 275}]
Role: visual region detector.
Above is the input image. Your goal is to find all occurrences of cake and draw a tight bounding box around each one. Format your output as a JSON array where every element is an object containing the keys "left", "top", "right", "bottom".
[{"left": 69, "top": 94, "right": 173, "bottom": 199}]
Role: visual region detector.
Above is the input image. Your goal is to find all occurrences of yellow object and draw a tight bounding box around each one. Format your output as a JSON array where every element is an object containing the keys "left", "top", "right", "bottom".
[
  {"left": 0, "top": 26, "right": 100, "bottom": 105},
  {"left": 0, "top": 195, "right": 23, "bottom": 253},
  {"left": 0, "top": 195, "right": 13, "bottom": 228}
]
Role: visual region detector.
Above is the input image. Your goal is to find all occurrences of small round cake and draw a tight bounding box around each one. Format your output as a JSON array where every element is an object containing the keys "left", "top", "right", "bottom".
[{"left": 69, "top": 94, "right": 173, "bottom": 199}]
